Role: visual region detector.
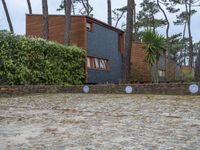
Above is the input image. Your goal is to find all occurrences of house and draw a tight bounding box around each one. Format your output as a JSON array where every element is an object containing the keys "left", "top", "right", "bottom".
[
  {"left": 130, "top": 42, "right": 151, "bottom": 82},
  {"left": 130, "top": 42, "right": 180, "bottom": 83},
  {"left": 26, "top": 14, "right": 124, "bottom": 84}
]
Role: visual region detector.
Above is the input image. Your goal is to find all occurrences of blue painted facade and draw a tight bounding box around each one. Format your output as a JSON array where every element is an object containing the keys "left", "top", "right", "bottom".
[{"left": 87, "top": 23, "right": 123, "bottom": 83}]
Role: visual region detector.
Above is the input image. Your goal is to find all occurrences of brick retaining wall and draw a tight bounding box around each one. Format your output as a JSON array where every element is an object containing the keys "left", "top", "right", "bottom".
[{"left": 0, "top": 83, "right": 199, "bottom": 97}]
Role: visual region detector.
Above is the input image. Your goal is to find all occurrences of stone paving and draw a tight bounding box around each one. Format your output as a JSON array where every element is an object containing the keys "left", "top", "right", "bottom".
[{"left": 0, "top": 94, "right": 200, "bottom": 150}]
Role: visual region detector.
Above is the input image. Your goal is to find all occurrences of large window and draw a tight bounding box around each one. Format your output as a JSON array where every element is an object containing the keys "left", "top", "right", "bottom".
[
  {"left": 158, "top": 70, "right": 165, "bottom": 77},
  {"left": 87, "top": 57, "right": 109, "bottom": 71}
]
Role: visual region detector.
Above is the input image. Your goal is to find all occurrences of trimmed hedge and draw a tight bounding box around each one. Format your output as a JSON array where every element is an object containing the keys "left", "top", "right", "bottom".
[{"left": 0, "top": 31, "right": 86, "bottom": 85}]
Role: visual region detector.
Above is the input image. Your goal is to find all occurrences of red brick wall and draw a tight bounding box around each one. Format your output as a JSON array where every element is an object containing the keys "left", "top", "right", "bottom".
[
  {"left": 130, "top": 42, "right": 151, "bottom": 82},
  {"left": 130, "top": 42, "right": 179, "bottom": 82}
]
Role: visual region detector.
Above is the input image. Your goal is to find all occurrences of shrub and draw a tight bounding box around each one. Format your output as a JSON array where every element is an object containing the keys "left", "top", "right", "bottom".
[
  {"left": 179, "top": 67, "right": 194, "bottom": 82},
  {"left": 0, "top": 31, "right": 86, "bottom": 85}
]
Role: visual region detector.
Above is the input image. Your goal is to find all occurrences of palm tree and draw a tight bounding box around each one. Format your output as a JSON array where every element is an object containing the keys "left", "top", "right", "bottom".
[
  {"left": 122, "top": 0, "right": 134, "bottom": 83},
  {"left": 27, "top": 0, "right": 32, "bottom": 14},
  {"left": 1, "top": 0, "right": 14, "bottom": 33},
  {"left": 107, "top": 0, "right": 112, "bottom": 25},
  {"left": 42, "top": 0, "right": 49, "bottom": 40},
  {"left": 64, "top": 0, "right": 72, "bottom": 45},
  {"left": 142, "top": 30, "right": 165, "bottom": 83}
]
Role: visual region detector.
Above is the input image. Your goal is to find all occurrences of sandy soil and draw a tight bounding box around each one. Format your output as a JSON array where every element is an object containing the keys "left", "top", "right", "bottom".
[{"left": 0, "top": 94, "right": 200, "bottom": 150}]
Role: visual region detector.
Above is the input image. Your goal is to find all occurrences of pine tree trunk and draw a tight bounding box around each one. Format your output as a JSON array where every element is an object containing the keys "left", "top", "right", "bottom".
[
  {"left": 157, "top": 0, "right": 170, "bottom": 81},
  {"left": 156, "top": 62, "right": 159, "bottom": 83},
  {"left": 64, "top": 0, "right": 72, "bottom": 45},
  {"left": 72, "top": 2, "right": 75, "bottom": 15},
  {"left": 133, "top": 0, "right": 137, "bottom": 36},
  {"left": 195, "top": 48, "right": 200, "bottom": 81},
  {"left": 184, "top": 45, "right": 186, "bottom": 66},
  {"left": 86, "top": 0, "right": 90, "bottom": 15},
  {"left": 81, "top": 0, "right": 91, "bottom": 16},
  {"left": 42, "top": 0, "right": 49, "bottom": 40},
  {"left": 185, "top": 0, "right": 193, "bottom": 68},
  {"left": 152, "top": 14, "right": 155, "bottom": 33},
  {"left": 183, "top": 22, "right": 187, "bottom": 66},
  {"left": 157, "top": 0, "right": 170, "bottom": 54},
  {"left": 114, "top": 10, "right": 126, "bottom": 28},
  {"left": 27, "top": 0, "right": 32, "bottom": 14},
  {"left": 151, "top": 63, "right": 159, "bottom": 83},
  {"left": 107, "top": 0, "right": 112, "bottom": 25},
  {"left": 188, "top": 16, "right": 193, "bottom": 68},
  {"left": 2, "top": 0, "right": 14, "bottom": 33},
  {"left": 122, "top": 0, "right": 134, "bottom": 83}
]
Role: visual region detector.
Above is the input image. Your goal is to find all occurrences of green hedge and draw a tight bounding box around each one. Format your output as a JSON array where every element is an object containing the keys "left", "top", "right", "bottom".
[{"left": 0, "top": 31, "right": 86, "bottom": 85}]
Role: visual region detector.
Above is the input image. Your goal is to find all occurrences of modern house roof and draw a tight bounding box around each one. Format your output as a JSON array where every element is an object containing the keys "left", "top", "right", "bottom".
[{"left": 26, "top": 14, "right": 124, "bottom": 34}]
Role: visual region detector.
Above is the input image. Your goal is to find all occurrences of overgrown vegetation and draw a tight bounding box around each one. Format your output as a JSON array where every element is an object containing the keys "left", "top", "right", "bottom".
[
  {"left": 180, "top": 67, "right": 194, "bottom": 82},
  {"left": 0, "top": 31, "right": 86, "bottom": 85},
  {"left": 142, "top": 30, "right": 165, "bottom": 83}
]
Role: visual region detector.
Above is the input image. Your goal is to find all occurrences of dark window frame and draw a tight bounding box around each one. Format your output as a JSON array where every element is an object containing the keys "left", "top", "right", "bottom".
[
  {"left": 86, "top": 21, "right": 93, "bottom": 32},
  {"left": 87, "top": 56, "right": 110, "bottom": 71}
]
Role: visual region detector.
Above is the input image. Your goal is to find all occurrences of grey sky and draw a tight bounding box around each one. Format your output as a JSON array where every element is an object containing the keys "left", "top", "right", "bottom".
[{"left": 0, "top": 0, "right": 199, "bottom": 42}]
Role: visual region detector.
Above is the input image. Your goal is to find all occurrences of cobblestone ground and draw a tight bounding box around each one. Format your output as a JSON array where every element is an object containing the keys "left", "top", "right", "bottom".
[{"left": 0, "top": 94, "right": 200, "bottom": 150}]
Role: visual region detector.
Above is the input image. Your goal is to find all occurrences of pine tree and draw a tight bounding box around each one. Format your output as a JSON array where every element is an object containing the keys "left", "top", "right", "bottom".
[
  {"left": 64, "top": 0, "right": 72, "bottom": 45},
  {"left": 1, "top": 0, "right": 14, "bottom": 33},
  {"left": 27, "top": 0, "right": 32, "bottom": 14},
  {"left": 122, "top": 0, "right": 134, "bottom": 83},
  {"left": 42, "top": 0, "right": 49, "bottom": 40}
]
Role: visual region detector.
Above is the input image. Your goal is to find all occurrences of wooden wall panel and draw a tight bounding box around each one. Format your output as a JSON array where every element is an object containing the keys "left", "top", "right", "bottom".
[
  {"left": 26, "top": 15, "right": 43, "bottom": 38},
  {"left": 119, "top": 33, "right": 125, "bottom": 54},
  {"left": 130, "top": 42, "right": 151, "bottom": 82},
  {"left": 26, "top": 15, "right": 87, "bottom": 50}
]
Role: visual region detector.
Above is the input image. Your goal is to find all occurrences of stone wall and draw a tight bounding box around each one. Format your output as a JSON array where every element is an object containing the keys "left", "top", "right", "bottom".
[{"left": 0, "top": 83, "right": 199, "bottom": 96}]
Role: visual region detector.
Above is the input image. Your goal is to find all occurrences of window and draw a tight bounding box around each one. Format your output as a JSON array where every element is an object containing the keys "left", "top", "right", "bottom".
[
  {"left": 86, "top": 22, "right": 93, "bottom": 32},
  {"left": 158, "top": 70, "right": 165, "bottom": 77},
  {"left": 87, "top": 57, "right": 109, "bottom": 71},
  {"left": 99, "top": 60, "right": 106, "bottom": 69},
  {"left": 94, "top": 58, "right": 99, "bottom": 68},
  {"left": 87, "top": 57, "right": 91, "bottom": 68}
]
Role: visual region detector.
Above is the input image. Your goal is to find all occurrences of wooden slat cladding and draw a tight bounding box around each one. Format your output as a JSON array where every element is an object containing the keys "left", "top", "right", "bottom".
[
  {"left": 86, "top": 16, "right": 124, "bottom": 34},
  {"left": 26, "top": 15, "right": 87, "bottom": 50},
  {"left": 130, "top": 42, "right": 151, "bottom": 82},
  {"left": 119, "top": 33, "right": 125, "bottom": 54},
  {"left": 26, "top": 15, "right": 43, "bottom": 38}
]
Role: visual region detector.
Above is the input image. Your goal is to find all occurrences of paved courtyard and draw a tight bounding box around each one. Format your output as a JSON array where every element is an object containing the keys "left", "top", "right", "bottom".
[{"left": 0, "top": 94, "right": 200, "bottom": 150}]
